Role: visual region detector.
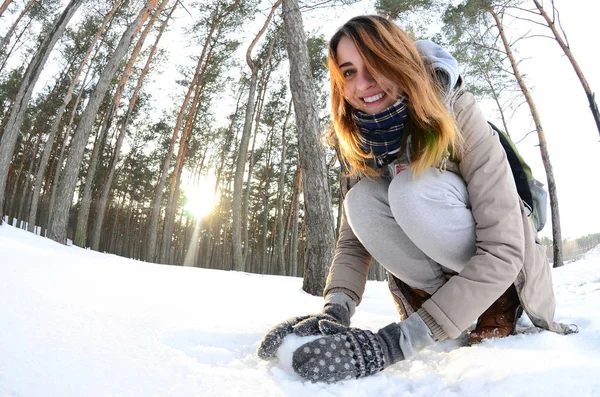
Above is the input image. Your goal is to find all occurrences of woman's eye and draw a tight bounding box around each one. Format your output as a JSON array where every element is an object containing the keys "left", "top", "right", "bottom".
[{"left": 342, "top": 69, "right": 355, "bottom": 78}]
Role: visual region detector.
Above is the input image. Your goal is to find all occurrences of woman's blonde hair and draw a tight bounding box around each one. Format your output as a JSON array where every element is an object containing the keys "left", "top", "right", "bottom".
[{"left": 328, "top": 15, "right": 460, "bottom": 178}]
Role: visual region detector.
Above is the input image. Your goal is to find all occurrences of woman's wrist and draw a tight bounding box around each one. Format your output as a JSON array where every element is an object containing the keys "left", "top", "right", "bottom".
[
  {"left": 417, "top": 307, "right": 448, "bottom": 342},
  {"left": 325, "top": 290, "right": 357, "bottom": 317}
]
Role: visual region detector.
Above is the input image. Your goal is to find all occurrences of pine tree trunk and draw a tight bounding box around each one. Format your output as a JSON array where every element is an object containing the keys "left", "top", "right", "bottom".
[
  {"left": 290, "top": 168, "right": 301, "bottom": 277},
  {"left": 0, "top": 0, "right": 84, "bottom": 224},
  {"left": 489, "top": 8, "right": 563, "bottom": 267},
  {"left": 27, "top": 3, "right": 119, "bottom": 233},
  {"left": 75, "top": 0, "right": 163, "bottom": 248},
  {"left": 123, "top": 194, "right": 134, "bottom": 257},
  {"left": 0, "top": 0, "right": 36, "bottom": 63},
  {"left": 260, "top": 132, "right": 273, "bottom": 274},
  {"left": 48, "top": 0, "right": 158, "bottom": 244},
  {"left": 275, "top": 99, "right": 292, "bottom": 275},
  {"left": 110, "top": 188, "right": 126, "bottom": 254},
  {"left": 159, "top": 83, "right": 204, "bottom": 263},
  {"left": 0, "top": 0, "right": 13, "bottom": 18},
  {"left": 232, "top": 70, "right": 258, "bottom": 270},
  {"left": 532, "top": 0, "right": 600, "bottom": 137},
  {"left": 7, "top": 127, "right": 33, "bottom": 221},
  {"left": 283, "top": 0, "right": 335, "bottom": 294},
  {"left": 145, "top": 4, "right": 231, "bottom": 263},
  {"left": 73, "top": 109, "right": 111, "bottom": 247},
  {"left": 46, "top": 49, "right": 99, "bottom": 232},
  {"left": 232, "top": 0, "right": 281, "bottom": 272},
  {"left": 0, "top": 15, "right": 33, "bottom": 72},
  {"left": 204, "top": 84, "right": 243, "bottom": 267},
  {"left": 17, "top": 117, "right": 45, "bottom": 225},
  {"left": 282, "top": 167, "right": 297, "bottom": 274},
  {"left": 91, "top": 1, "right": 174, "bottom": 251},
  {"left": 12, "top": 75, "right": 63, "bottom": 224},
  {"left": 113, "top": 167, "right": 130, "bottom": 255},
  {"left": 160, "top": 41, "right": 217, "bottom": 264},
  {"left": 242, "top": 75, "right": 270, "bottom": 270}
]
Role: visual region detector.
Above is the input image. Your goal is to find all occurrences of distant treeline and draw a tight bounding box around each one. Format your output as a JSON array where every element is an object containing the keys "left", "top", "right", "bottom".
[{"left": 542, "top": 233, "right": 600, "bottom": 263}]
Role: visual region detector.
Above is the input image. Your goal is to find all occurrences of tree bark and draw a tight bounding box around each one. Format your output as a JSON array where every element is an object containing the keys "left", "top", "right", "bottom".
[
  {"left": 10, "top": 72, "right": 64, "bottom": 223},
  {"left": 0, "top": 0, "right": 84, "bottom": 224},
  {"left": 203, "top": 84, "right": 243, "bottom": 267},
  {"left": 260, "top": 130, "right": 273, "bottom": 274},
  {"left": 532, "top": 0, "right": 600, "bottom": 138},
  {"left": 232, "top": 70, "right": 258, "bottom": 270},
  {"left": 289, "top": 167, "right": 301, "bottom": 277},
  {"left": 27, "top": 1, "right": 121, "bottom": 233},
  {"left": 7, "top": 126, "right": 32, "bottom": 221},
  {"left": 75, "top": 0, "right": 167, "bottom": 248},
  {"left": 232, "top": 0, "right": 281, "bottom": 271},
  {"left": 91, "top": 0, "right": 174, "bottom": 251},
  {"left": 489, "top": 8, "right": 563, "bottom": 267},
  {"left": 17, "top": 128, "right": 42, "bottom": 224},
  {"left": 283, "top": 0, "right": 335, "bottom": 294},
  {"left": 0, "top": 14, "right": 32, "bottom": 72},
  {"left": 46, "top": 55, "right": 96, "bottom": 232},
  {"left": 275, "top": 99, "right": 292, "bottom": 275},
  {"left": 243, "top": 71, "right": 271, "bottom": 270},
  {"left": 48, "top": 0, "right": 158, "bottom": 244},
  {"left": 73, "top": 110, "right": 110, "bottom": 247},
  {"left": 0, "top": 0, "right": 36, "bottom": 63},
  {"left": 0, "top": 0, "right": 13, "bottom": 18}
]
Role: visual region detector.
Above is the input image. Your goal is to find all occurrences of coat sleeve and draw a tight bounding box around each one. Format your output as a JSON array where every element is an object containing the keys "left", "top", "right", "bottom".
[
  {"left": 421, "top": 92, "right": 525, "bottom": 338},
  {"left": 323, "top": 202, "right": 372, "bottom": 304}
]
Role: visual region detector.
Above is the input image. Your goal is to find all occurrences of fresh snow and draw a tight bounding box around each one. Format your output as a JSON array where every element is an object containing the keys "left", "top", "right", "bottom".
[{"left": 1, "top": 223, "right": 599, "bottom": 397}]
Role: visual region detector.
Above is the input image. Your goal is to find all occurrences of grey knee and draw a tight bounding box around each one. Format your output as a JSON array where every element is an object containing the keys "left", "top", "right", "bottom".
[
  {"left": 344, "top": 178, "right": 389, "bottom": 232},
  {"left": 388, "top": 168, "right": 468, "bottom": 226},
  {"left": 387, "top": 169, "right": 434, "bottom": 225}
]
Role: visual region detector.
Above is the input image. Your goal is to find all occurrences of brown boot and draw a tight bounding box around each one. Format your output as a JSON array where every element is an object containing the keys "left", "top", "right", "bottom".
[
  {"left": 404, "top": 287, "right": 431, "bottom": 311},
  {"left": 406, "top": 274, "right": 455, "bottom": 311},
  {"left": 468, "top": 284, "right": 523, "bottom": 345}
]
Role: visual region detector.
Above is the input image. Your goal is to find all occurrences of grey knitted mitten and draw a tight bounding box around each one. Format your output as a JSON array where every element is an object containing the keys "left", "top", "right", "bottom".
[
  {"left": 292, "top": 323, "right": 406, "bottom": 383},
  {"left": 257, "top": 303, "right": 350, "bottom": 360}
]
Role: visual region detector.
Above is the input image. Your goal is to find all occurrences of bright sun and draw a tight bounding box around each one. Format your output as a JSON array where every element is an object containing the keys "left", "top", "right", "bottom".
[{"left": 183, "top": 176, "right": 218, "bottom": 219}]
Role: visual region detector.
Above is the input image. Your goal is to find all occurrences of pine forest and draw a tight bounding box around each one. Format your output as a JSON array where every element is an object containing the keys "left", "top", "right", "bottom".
[{"left": 1, "top": 0, "right": 598, "bottom": 295}]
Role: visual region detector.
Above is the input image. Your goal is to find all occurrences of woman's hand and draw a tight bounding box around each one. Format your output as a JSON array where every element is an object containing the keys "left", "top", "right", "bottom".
[
  {"left": 291, "top": 326, "right": 390, "bottom": 383},
  {"left": 256, "top": 303, "right": 351, "bottom": 360},
  {"left": 291, "top": 312, "right": 437, "bottom": 383}
]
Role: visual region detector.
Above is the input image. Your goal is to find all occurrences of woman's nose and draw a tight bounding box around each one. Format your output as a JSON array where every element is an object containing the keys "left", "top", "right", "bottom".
[{"left": 356, "top": 70, "right": 376, "bottom": 91}]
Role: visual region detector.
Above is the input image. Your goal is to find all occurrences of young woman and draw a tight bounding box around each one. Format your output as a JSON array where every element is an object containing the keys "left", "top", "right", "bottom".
[{"left": 257, "top": 15, "right": 574, "bottom": 383}]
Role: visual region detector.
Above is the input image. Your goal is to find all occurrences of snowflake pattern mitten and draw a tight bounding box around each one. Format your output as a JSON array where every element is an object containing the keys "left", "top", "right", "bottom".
[
  {"left": 292, "top": 313, "right": 437, "bottom": 383},
  {"left": 292, "top": 324, "right": 403, "bottom": 383}
]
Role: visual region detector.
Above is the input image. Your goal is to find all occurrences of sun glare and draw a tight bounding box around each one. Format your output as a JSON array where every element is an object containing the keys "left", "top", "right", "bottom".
[{"left": 184, "top": 176, "right": 218, "bottom": 219}]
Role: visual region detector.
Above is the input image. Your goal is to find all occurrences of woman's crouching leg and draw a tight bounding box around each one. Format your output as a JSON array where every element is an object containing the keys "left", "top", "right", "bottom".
[
  {"left": 344, "top": 177, "right": 445, "bottom": 294},
  {"left": 388, "top": 167, "right": 477, "bottom": 274}
]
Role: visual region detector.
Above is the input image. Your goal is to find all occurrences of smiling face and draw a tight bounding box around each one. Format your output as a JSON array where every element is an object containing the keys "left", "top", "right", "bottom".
[{"left": 336, "top": 36, "right": 403, "bottom": 114}]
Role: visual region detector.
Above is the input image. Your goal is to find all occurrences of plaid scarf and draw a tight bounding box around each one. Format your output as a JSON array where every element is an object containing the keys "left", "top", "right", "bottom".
[{"left": 352, "top": 96, "right": 409, "bottom": 168}]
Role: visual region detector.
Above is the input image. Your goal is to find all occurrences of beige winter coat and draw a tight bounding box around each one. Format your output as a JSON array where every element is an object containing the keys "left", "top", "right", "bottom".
[{"left": 324, "top": 91, "right": 574, "bottom": 339}]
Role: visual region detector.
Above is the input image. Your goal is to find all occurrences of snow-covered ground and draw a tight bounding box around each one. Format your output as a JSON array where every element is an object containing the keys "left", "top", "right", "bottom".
[{"left": 1, "top": 224, "right": 599, "bottom": 397}]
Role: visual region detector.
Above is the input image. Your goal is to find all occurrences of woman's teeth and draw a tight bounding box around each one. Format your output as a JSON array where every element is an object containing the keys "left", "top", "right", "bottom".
[{"left": 363, "top": 93, "right": 385, "bottom": 103}]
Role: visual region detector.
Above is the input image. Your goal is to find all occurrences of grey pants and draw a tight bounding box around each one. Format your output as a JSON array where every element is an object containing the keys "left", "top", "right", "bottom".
[{"left": 344, "top": 168, "right": 477, "bottom": 294}]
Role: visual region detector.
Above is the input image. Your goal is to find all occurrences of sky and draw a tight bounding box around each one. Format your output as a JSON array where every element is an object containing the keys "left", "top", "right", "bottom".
[{"left": 1, "top": 222, "right": 600, "bottom": 396}]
